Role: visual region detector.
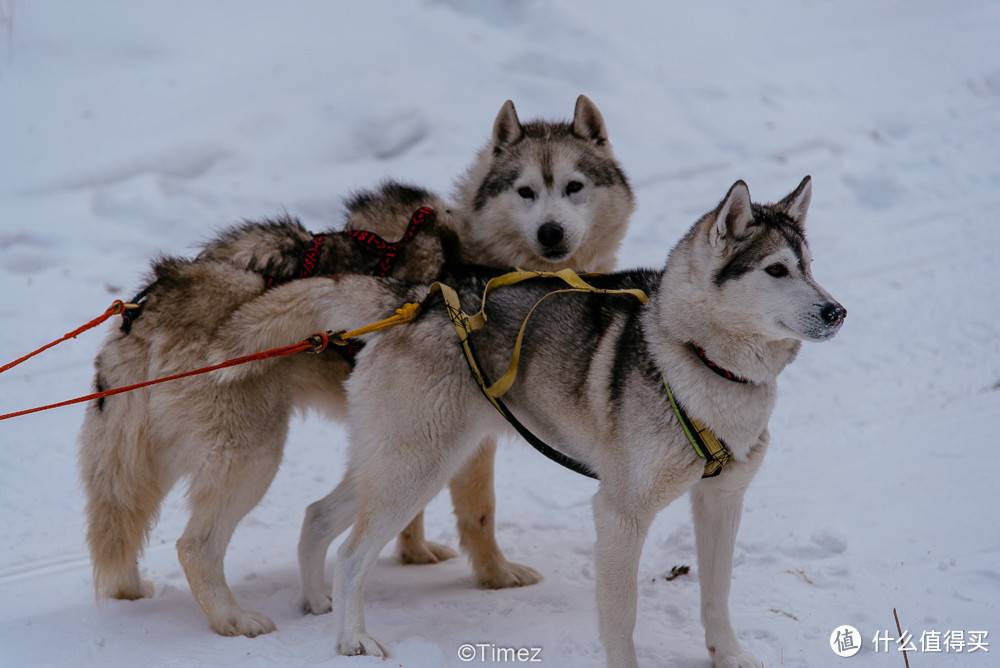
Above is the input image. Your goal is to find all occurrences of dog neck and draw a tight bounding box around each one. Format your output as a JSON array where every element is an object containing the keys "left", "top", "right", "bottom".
[
  {"left": 641, "top": 296, "right": 786, "bottom": 457},
  {"left": 652, "top": 252, "right": 802, "bottom": 383},
  {"left": 646, "top": 295, "right": 799, "bottom": 385},
  {"left": 668, "top": 326, "right": 801, "bottom": 386}
]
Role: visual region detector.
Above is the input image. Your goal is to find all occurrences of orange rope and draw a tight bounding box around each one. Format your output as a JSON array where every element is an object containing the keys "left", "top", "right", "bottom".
[
  {"left": 0, "top": 300, "right": 128, "bottom": 375},
  {"left": 0, "top": 332, "right": 328, "bottom": 422}
]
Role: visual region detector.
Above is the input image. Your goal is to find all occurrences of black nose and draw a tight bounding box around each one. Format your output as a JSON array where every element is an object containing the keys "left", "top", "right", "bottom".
[
  {"left": 821, "top": 302, "right": 847, "bottom": 325},
  {"left": 537, "top": 222, "right": 564, "bottom": 248}
]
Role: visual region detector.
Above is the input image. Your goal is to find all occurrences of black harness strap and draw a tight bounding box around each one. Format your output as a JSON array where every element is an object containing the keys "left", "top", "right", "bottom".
[
  {"left": 119, "top": 285, "right": 151, "bottom": 334},
  {"left": 464, "top": 336, "right": 599, "bottom": 480}
]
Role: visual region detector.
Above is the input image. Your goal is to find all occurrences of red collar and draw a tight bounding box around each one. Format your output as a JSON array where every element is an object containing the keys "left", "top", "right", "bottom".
[{"left": 691, "top": 344, "right": 751, "bottom": 384}]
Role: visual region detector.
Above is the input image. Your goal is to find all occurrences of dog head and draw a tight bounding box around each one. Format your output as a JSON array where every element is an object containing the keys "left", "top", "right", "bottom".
[
  {"left": 455, "top": 95, "right": 635, "bottom": 273},
  {"left": 668, "top": 177, "right": 846, "bottom": 346}
]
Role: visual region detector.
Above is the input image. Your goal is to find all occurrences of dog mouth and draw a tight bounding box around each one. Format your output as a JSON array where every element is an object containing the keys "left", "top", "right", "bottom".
[
  {"left": 810, "top": 325, "right": 843, "bottom": 341},
  {"left": 779, "top": 320, "right": 843, "bottom": 342},
  {"left": 541, "top": 247, "right": 570, "bottom": 261}
]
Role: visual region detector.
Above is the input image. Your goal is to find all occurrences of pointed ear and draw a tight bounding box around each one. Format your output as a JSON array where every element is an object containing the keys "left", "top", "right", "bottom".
[
  {"left": 492, "top": 100, "right": 523, "bottom": 149},
  {"left": 777, "top": 175, "right": 812, "bottom": 228},
  {"left": 572, "top": 94, "right": 608, "bottom": 144},
  {"left": 709, "top": 180, "right": 754, "bottom": 251}
]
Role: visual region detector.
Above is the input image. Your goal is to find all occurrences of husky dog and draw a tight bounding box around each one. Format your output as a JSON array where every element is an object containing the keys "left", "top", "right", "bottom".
[
  {"left": 78, "top": 95, "right": 635, "bottom": 637},
  {"left": 252, "top": 177, "right": 845, "bottom": 666}
]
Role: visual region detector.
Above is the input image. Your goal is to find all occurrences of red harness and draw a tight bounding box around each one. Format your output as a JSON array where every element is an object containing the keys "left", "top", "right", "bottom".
[
  {"left": 120, "top": 207, "right": 436, "bottom": 364},
  {"left": 343, "top": 206, "right": 433, "bottom": 277}
]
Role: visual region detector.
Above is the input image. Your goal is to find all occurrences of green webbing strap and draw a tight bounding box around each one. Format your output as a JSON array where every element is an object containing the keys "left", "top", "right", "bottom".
[{"left": 662, "top": 374, "right": 731, "bottom": 478}]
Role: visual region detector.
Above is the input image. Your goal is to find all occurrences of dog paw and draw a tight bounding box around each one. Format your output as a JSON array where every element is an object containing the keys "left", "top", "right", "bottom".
[
  {"left": 337, "top": 632, "right": 388, "bottom": 658},
  {"left": 110, "top": 577, "right": 154, "bottom": 600},
  {"left": 211, "top": 609, "right": 276, "bottom": 637},
  {"left": 476, "top": 560, "right": 543, "bottom": 589},
  {"left": 399, "top": 540, "right": 459, "bottom": 565},
  {"left": 710, "top": 647, "right": 762, "bottom": 668},
  {"left": 301, "top": 592, "right": 332, "bottom": 615}
]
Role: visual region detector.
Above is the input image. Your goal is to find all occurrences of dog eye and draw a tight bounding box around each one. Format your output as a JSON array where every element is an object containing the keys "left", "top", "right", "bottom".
[
  {"left": 517, "top": 187, "right": 536, "bottom": 200},
  {"left": 565, "top": 181, "right": 584, "bottom": 196},
  {"left": 765, "top": 263, "right": 789, "bottom": 278}
]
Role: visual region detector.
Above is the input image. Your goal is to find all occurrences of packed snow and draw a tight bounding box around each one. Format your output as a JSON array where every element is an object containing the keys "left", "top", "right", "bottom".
[{"left": 1, "top": 2, "right": 998, "bottom": 666}]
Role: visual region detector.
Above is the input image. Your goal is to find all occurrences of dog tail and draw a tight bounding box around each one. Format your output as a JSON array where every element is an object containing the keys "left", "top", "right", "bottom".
[
  {"left": 78, "top": 352, "right": 163, "bottom": 601},
  {"left": 206, "top": 275, "right": 409, "bottom": 383}
]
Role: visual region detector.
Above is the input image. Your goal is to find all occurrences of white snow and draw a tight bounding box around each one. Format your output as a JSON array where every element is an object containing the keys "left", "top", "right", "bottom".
[{"left": 2, "top": 1, "right": 998, "bottom": 666}]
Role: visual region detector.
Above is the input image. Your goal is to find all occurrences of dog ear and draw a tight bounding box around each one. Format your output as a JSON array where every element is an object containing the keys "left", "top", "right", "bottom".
[
  {"left": 492, "top": 100, "right": 523, "bottom": 148},
  {"left": 777, "top": 175, "right": 812, "bottom": 228},
  {"left": 709, "top": 180, "right": 753, "bottom": 251},
  {"left": 572, "top": 94, "right": 609, "bottom": 144}
]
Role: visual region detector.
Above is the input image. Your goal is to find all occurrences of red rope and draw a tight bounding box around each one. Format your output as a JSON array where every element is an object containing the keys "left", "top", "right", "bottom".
[
  {"left": 0, "top": 301, "right": 126, "bottom": 375},
  {"left": 0, "top": 332, "right": 328, "bottom": 422}
]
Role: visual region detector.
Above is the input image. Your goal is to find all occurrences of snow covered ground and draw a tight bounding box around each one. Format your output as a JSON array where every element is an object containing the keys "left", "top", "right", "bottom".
[{"left": 1, "top": 2, "right": 998, "bottom": 666}]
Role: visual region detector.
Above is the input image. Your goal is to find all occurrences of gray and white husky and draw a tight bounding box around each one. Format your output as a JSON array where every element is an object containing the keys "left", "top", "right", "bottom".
[
  {"left": 230, "top": 176, "right": 845, "bottom": 666},
  {"left": 78, "top": 96, "right": 635, "bottom": 637}
]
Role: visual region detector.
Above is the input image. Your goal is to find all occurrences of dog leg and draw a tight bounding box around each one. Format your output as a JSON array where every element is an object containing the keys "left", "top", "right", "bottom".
[
  {"left": 690, "top": 441, "right": 767, "bottom": 668},
  {"left": 396, "top": 510, "right": 459, "bottom": 565},
  {"left": 332, "top": 474, "right": 458, "bottom": 657},
  {"left": 298, "top": 475, "right": 360, "bottom": 615},
  {"left": 592, "top": 488, "right": 653, "bottom": 668},
  {"left": 331, "top": 419, "right": 479, "bottom": 657},
  {"left": 450, "top": 437, "right": 541, "bottom": 588},
  {"left": 176, "top": 435, "right": 284, "bottom": 637},
  {"left": 331, "top": 510, "right": 395, "bottom": 658}
]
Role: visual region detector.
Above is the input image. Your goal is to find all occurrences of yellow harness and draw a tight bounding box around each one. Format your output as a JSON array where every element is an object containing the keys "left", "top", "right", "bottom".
[
  {"left": 334, "top": 268, "right": 648, "bottom": 403},
  {"left": 331, "top": 268, "right": 728, "bottom": 479}
]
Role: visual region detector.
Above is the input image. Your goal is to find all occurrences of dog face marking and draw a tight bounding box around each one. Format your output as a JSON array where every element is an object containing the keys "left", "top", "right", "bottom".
[
  {"left": 707, "top": 177, "right": 845, "bottom": 342},
  {"left": 468, "top": 97, "right": 633, "bottom": 267}
]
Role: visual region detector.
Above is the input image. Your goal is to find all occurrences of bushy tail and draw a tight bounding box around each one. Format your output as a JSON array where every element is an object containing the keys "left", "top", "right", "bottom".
[{"left": 78, "top": 384, "right": 163, "bottom": 601}]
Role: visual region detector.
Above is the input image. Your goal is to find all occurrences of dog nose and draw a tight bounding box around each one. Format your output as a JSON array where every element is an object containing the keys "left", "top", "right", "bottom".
[
  {"left": 537, "top": 222, "right": 564, "bottom": 248},
  {"left": 821, "top": 302, "right": 847, "bottom": 326}
]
